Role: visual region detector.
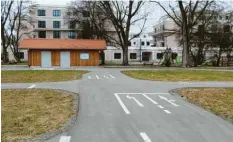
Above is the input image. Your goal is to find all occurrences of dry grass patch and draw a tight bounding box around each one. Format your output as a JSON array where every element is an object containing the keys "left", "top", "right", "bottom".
[
  {"left": 122, "top": 70, "right": 233, "bottom": 81},
  {"left": 2, "top": 70, "right": 88, "bottom": 83},
  {"left": 179, "top": 88, "right": 233, "bottom": 123},
  {"left": 1, "top": 89, "right": 75, "bottom": 142}
]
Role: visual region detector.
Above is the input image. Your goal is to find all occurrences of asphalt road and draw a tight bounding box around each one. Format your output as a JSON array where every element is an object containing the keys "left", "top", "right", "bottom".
[{"left": 2, "top": 67, "right": 233, "bottom": 142}]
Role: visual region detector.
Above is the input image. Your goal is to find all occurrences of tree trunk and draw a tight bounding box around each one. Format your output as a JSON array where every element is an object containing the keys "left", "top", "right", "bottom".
[
  {"left": 122, "top": 46, "right": 129, "bottom": 66},
  {"left": 100, "top": 50, "right": 105, "bottom": 65},
  {"left": 182, "top": 25, "right": 188, "bottom": 67}
]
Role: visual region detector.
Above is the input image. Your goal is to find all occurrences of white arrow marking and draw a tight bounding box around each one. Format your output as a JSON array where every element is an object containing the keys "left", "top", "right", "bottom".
[
  {"left": 142, "top": 94, "right": 158, "bottom": 104},
  {"left": 109, "top": 74, "right": 115, "bottom": 79},
  {"left": 158, "top": 95, "right": 179, "bottom": 107},
  {"left": 140, "top": 132, "right": 152, "bottom": 142},
  {"left": 127, "top": 95, "right": 144, "bottom": 107}
]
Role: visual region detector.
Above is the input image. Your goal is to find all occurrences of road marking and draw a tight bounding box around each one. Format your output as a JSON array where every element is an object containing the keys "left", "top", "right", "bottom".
[
  {"left": 116, "top": 93, "right": 169, "bottom": 95},
  {"left": 158, "top": 95, "right": 179, "bottom": 107},
  {"left": 28, "top": 84, "right": 36, "bottom": 88},
  {"left": 158, "top": 105, "right": 164, "bottom": 109},
  {"left": 114, "top": 93, "right": 130, "bottom": 114},
  {"left": 142, "top": 94, "right": 158, "bottom": 104},
  {"left": 96, "top": 75, "right": 100, "bottom": 79},
  {"left": 109, "top": 74, "right": 115, "bottom": 79},
  {"left": 140, "top": 132, "right": 152, "bottom": 142},
  {"left": 164, "top": 110, "right": 171, "bottom": 114},
  {"left": 127, "top": 95, "right": 144, "bottom": 107},
  {"left": 59, "top": 136, "right": 71, "bottom": 142}
]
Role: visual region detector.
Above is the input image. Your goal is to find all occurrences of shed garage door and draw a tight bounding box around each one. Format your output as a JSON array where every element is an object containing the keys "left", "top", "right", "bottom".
[
  {"left": 41, "top": 51, "right": 51, "bottom": 67},
  {"left": 60, "top": 51, "right": 70, "bottom": 68}
]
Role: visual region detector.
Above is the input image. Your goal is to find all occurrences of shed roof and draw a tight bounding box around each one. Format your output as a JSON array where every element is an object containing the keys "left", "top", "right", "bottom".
[{"left": 19, "top": 39, "right": 106, "bottom": 50}]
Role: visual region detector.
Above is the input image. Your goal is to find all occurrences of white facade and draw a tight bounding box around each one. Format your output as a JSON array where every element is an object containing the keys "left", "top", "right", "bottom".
[{"left": 104, "top": 33, "right": 182, "bottom": 64}]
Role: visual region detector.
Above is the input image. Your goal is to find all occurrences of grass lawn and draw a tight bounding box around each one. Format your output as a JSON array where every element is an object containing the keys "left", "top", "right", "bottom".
[
  {"left": 122, "top": 70, "right": 233, "bottom": 81},
  {"left": 1, "top": 70, "right": 88, "bottom": 83},
  {"left": 179, "top": 88, "right": 233, "bottom": 123},
  {"left": 1, "top": 89, "right": 75, "bottom": 142}
]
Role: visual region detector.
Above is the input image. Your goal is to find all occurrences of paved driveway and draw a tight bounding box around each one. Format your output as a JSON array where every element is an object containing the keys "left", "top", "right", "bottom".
[{"left": 2, "top": 68, "right": 233, "bottom": 142}]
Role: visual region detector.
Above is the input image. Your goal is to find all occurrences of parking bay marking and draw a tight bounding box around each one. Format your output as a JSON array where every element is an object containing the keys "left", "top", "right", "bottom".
[
  {"left": 140, "top": 132, "right": 152, "bottom": 142},
  {"left": 127, "top": 95, "right": 144, "bottom": 107},
  {"left": 114, "top": 93, "right": 130, "bottom": 114}
]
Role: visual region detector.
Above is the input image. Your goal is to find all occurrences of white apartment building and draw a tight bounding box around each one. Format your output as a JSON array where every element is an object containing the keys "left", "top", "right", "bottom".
[
  {"left": 29, "top": 4, "right": 76, "bottom": 39},
  {"left": 104, "top": 33, "right": 181, "bottom": 64}
]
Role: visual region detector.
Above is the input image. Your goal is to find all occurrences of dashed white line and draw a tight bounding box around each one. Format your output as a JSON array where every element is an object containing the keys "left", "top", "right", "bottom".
[
  {"left": 158, "top": 105, "right": 164, "bottom": 109},
  {"left": 114, "top": 93, "right": 130, "bottom": 114},
  {"left": 142, "top": 94, "right": 158, "bottom": 104},
  {"left": 28, "top": 84, "right": 36, "bottom": 88},
  {"left": 96, "top": 75, "right": 100, "bottom": 79},
  {"left": 164, "top": 110, "right": 171, "bottom": 114},
  {"left": 140, "top": 132, "right": 152, "bottom": 142},
  {"left": 109, "top": 74, "right": 115, "bottom": 79},
  {"left": 59, "top": 136, "right": 71, "bottom": 142}
]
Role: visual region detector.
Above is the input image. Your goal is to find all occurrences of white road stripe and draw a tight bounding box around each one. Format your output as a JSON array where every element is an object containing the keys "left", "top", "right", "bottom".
[
  {"left": 140, "top": 132, "right": 152, "bottom": 142},
  {"left": 116, "top": 93, "right": 169, "bottom": 95},
  {"left": 109, "top": 74, "right": 115, "bottom": 79},
  {"left": 158, "top": 105, "right": 164, "bottom": 109},
  {"left": 158, "top": 95, "right": 179, "bottom": 107},
  {"left": 127, "top": 95, "right": 144, "bottom": 107},
  {"left": 59, "top": 136, "right": 71, "bottom": 142},
  {"left": 28, "top": 84, "right": 36, "bottom": 88},
  {"left": 142, "top": 94, "right": 158, "bottom": 104},
  {"left": 164, "top": 110, "right": 171, "bottom": 114},
  {"left": 114, "top": 93, "right": 130, "bottom": 114},
  {"left": 96, "top": 75, "right": 99, "bottom": 79}
]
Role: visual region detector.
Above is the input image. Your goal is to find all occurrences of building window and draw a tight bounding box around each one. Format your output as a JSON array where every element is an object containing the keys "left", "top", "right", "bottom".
[
  {"left": 53, "top": 31, "right": 61, "bottom": 38},
  {"left": 141, "top": 41, "right": 145, "bottom": 46},
  {"left": 219, "top": 16, "right": 222, "bottom": 20},
  {"left": 147, "top": 42, "right": 150, "bottom": 46},
  {"left": 157, "top": 53, "right": 163, "bottom": 59},
  {"left": 37, "top": 10, "right": 45, "bottom": 16},
  {"left": 38, "top": 31, "right": 46, "bottom": 38},
  {"left": 68, "top": 31, "right": 75, "bottom": 39},
  {"left": 226, "top": 16, "right": 229, "bottom": 20},
  {"left": 53, "top": 21, "right": 61, "bottom": 28},
  {"left": 18, "top": 52, "right": 24, "bottom": 59},
  {"left": 133, "top": 42, "right": 136, "bottom": 45},
  {"left": 161, "top": 42, "right": 165, "bottom": 47},
  {"left": 53, "top": 10, "right": 61, "bottom": 16},
  {"left": 114, "top": 53, "right": 121, "bottom": 59},
  {"left": 130, "top": 53, "right": 137, "bottom": 59},
  {"left": 80, "top": 53, "right": 89, "bottom": 60},
  {"left": 172, "top": 53, "right": 178, "bottom": 59},
  {"left": 69, "top": 21, "right": 76, "bottom": 29},
  {"left": 38, "top": 21, "right": 46, "bottom": 28}
]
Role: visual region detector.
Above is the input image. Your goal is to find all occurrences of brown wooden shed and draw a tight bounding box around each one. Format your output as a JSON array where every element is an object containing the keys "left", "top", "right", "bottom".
[{"left": 19, "top": 39, "right": 106, "bottom": 67}]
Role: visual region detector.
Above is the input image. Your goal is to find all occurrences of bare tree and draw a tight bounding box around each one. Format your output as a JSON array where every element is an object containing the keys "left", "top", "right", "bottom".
[
  {"left": 152, "top": 0, "right": 214, "bottom": 67},
  {"left": 99, "top": 1, "right": 148, "bottom": 65},
  {"left": 1, "top": 0, "right": 14, "bottom": 62}
]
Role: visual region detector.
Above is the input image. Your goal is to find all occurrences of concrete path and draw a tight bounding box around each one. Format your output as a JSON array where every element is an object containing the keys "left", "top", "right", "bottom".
[{"left": 2, "top": 68, "right": 233, "bottom": 142}]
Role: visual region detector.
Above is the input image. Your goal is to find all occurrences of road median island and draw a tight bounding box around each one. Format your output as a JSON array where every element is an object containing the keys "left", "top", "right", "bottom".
[
  {"left": 121, "top": 70, "right": 233, "bottom": 81},
  {"left": 1, "top": 89, "right": 78, "bottom": 142},
  {"left": 1, "top": 70, "right": 88, "bottom": 83},
  {"left": 172, "top": 88, "right": 233, "bottom": 123}
]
